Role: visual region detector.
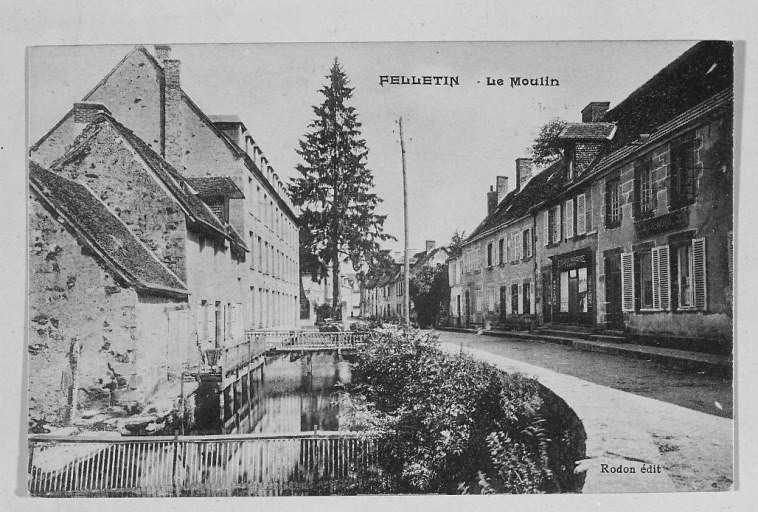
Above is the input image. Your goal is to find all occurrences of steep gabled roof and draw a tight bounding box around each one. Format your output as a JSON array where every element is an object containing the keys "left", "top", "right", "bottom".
[
  {"left": 29, "top": 162, "right": 188, "bottom": 297},
  {"left": 466, "top": 159, "right": 564, "bottom": 244},
  {"left": 413, "top": 246, "right": 451, "bottom": 269},
  {"left": 49, "top": 113, "right": 247, "bottom": 252}
]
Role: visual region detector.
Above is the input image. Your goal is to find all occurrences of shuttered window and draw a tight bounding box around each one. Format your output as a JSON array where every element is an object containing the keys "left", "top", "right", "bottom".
[
  {"left": 576, "top": 194, "right": 587, "bottom": 235},
  {"left": 498, "top": 238, "right": 505, "bottom": 265},
  {"left": 565, "top": 199, "right": 574, "bottom": 240},
  {"left": 693, "top": 237, "right": 707, "bottom": 310},
  {"left": 507, "top": 235, "right": 513, "bottom": 262},
  {"left": 621, "top": 253, "right": 635, "bottom": 312},
  {"left": 651, "top": 245, "right": 671, "bottom": 311}
]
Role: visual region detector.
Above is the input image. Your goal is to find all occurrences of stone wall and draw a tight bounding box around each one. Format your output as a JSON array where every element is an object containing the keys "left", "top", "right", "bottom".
[
  {"left": 29, "top": 195, "right": 139, "bottom": 426},
  {"left": 55, "top": 121, "right": 189, "bottom": 282}
]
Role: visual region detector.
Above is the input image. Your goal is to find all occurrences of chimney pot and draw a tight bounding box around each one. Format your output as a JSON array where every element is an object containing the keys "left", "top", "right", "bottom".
[
  {"left": 496, "top": 175, "right": 509, "bottom": 204},
  {"left": 425, "top": 240, "right": 436, "bottom": 253},
  {"left": 581, "top": 101, "right": 611, "bottom": 123},
  {"left": 487, "top": 190, "right": 498, "bottom": 214},
  {"left": 515, "top": 158, "right": 533, "bottom": 192},
  {"left": 73, "top": 102, "right": 111, "bottom": 124},
  {"left": 155, "top": 44, "right": 171, "bottom": 62}
]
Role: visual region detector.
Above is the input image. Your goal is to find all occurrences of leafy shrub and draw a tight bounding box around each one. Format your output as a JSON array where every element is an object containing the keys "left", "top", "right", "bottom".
[{"left": 345, "top": 330, "right": 562, "bottom": 494}]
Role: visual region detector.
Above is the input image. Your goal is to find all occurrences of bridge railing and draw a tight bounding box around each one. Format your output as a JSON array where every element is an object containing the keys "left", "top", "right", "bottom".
[{"left": 28, "top": 431, "right": 388, "bottom": 497}]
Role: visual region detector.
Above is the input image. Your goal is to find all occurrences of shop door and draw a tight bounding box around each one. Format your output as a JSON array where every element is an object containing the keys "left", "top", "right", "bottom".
[{"left": 604, "top": 252, "right": 624, "bottom": 329}]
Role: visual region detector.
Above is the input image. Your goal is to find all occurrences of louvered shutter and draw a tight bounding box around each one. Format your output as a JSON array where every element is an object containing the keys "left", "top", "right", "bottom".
[
  {"left": 514, "top": 232, "right": 522, "bottom": 261},
  {"left": 565, "top": 199, "right": 574, "bottom": 240},
  {"left": 693, "top": 237, "right": 707, "bottom": 310},
  {"left": 544, "top": 210, "right": 550, "bottom": 245},
  {"left": 621, "top": 252, "right": 635, "bottom": 312},
  {"left": 530, "top": 282, "right": 536, "bottom": 314},
  {"left": 576, "top": 194, "right": 587, "bottom": 235},
  {"left": 517, "top": 281, "right": 523, "bottom": 314},
  {"left": 651, "top": 248, "right": 660, "bottom": 310},
  {"left": 657, "top": 246, "right": 671, "bottom": 311},
  {"left": 507, "top": 235, "right": 513, "bottom": 261},
  {"left": 556, "top": 206, "right": 562, "bottom": 243}
]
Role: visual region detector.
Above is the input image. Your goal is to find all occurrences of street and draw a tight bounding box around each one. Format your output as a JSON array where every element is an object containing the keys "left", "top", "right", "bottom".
[
  {"left": 436, "top": 330, "right": 733, "bottom": 492},
  {"left": 436, "top": 331, "right": 732, "bottom": 418}
]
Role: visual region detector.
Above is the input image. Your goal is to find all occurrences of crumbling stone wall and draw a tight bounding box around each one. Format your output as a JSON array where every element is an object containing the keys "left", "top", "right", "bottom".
[
  {"left": 29, "top": 195, "right": 139, "bottom": 427},
  {"left": 55, "top": 121, "right": 189, "bottom": 282}
]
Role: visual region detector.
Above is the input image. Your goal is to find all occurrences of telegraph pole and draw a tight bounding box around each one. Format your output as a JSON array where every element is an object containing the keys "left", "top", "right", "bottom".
[{"left": 399, "top": 117, "right": 410, "bottom": 328}]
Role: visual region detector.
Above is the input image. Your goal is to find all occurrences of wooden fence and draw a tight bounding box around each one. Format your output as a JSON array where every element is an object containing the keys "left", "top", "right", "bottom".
[{"left": 28, "top": 431, "right": 388, "bottom": 497}]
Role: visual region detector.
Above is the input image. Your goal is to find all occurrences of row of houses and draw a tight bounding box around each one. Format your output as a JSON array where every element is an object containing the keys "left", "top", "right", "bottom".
[
  {"left": 28, "top": 45, "right": 299, "bottom": 427},
  {"left": 449, "top": 41, "right": 733, "bottom": 353},
  {"left": 364, "top": 241, "right": 450, "bottom": 321}
]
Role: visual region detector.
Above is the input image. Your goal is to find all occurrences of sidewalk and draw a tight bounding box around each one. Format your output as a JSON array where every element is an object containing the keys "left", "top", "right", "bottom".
[
  {"left": 440, "top": 342, "right": 733, "bottom": 493},
  {"left": 439, "top": 326, "right": 732, "bottom": 375}
]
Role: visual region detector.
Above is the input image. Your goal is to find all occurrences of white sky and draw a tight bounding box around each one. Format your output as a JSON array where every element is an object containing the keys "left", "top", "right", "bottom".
[{"left": 28, "top": 41, "right": 695, "bottom": 254}]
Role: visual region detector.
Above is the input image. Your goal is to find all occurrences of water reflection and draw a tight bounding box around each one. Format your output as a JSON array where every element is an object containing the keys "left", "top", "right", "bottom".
[{"left": 247, "top": 352, "right": 353, "bottom": 434}]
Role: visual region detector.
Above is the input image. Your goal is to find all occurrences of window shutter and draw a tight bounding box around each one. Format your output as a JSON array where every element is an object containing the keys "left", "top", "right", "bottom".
[
  {"left": 565, "top": 199, "right": 574, "bottom": 240},
  {"left": 544, "top": 210, "right": 550, "bottom": 245},
  {"left": 517, "top": 282, "right": 523, "bottom": 314},
  {"left": 507, "top": 235, "right": 512, "bottom": 261},
  {"left": 576, "top": 194, "right": 586, "bottom": 235},
  {"left": 196, "top": 301, "right": 204, "bottom": 342},
  {"left": 657, "top": 246, "right": 671, "bottom": 311},
  {"left": 530, "top": 282, "right": 536, "bottom": 315},
  {"left": 651, "top": 248, "right": 660, "bottom": 310},
  {"left": 621, "top": 252, "right": 635, "bottom": 312},
  {"left": 514, "top": 232, "right": 522, "bottom": 261},
  {"left": 693, "top": 237, "right": 707, "bottom": 309},
  {"left": 556, "top": 206, "right": 562, "bottom": 243}
]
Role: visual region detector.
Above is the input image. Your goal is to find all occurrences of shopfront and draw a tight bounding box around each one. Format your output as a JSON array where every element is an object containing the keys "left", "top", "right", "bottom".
[{"left": 548, "top": 248, "right": 595, "bottom": 326}]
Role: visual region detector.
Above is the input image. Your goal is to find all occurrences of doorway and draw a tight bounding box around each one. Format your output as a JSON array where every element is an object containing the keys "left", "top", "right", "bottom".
[
  {"left": 464, "top": 291, "right": 471, "bottom": 326},
  {"left": 604, "top": 251, "right": 624, "bottom": 329}
]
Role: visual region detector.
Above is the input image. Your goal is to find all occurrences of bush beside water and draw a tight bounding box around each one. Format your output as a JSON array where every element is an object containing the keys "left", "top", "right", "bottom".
[{"left": 340, "top": 330, "right": 586, "bottom": 494}]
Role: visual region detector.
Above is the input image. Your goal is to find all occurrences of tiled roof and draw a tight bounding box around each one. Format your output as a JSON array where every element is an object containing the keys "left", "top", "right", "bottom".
[
  {"left": 51, "top": 114, "right": 247, "bottom": 252},
  {"left": 602, "top": 41, "right": 733, "bottom": 149},
  {"left": 29, "top": 162, "right": 188, "bottom": 296},
  {"left": 558, "top": 123, "right": 616, "bottom": 141},
  {"left": 186, "top": 176, "right": 245, "bottom": 199},
  {"left": 466, "top": 159, "right": 564, "bottom": 243},
  {"left": 413, "top": 246, "right": 451, "bottom": 269},
  {"left": 588, "top": 88, "right": 733, "bottom": 179}
]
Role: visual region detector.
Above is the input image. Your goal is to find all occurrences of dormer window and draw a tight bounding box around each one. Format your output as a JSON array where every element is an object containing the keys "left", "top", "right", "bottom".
[{"left": 565, "top": 146, "right": 576, "bottom": 181}]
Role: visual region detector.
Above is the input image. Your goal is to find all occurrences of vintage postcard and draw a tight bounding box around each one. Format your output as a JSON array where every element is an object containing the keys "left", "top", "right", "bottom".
[{"left": 24, "top": 40, "right": 734, "bottom": 497}]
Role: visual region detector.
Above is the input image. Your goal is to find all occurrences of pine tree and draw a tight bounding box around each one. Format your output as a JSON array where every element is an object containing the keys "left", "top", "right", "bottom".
[{"left": 289, "top": 58, "right": 393, "bottom": 312}]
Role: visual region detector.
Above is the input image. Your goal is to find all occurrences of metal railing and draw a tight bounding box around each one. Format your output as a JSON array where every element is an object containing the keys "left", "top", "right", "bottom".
[
  {"left": 28, "top": 431, "right": 387, "bottom": 497},
  {"left": 249, "top": 330, "right": 369, "bottom": 351}
]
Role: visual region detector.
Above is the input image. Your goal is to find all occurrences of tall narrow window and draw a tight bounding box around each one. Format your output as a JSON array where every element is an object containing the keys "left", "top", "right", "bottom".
[
  {"left": 635, "top": 157, "right": 655, "bottom": 217},
  {"left": 523, "top": 281, "right": 532, "bottom": 314},
  {"left": 498, "top": 238, "right": 504, "bottom": 265},
  {"left": 523, "top": 228, "right": 532, "bottom": 258},
  {"left": 487, "top": 242, "right": 493, "bottom": 267},
  {"left": 638, "top": 250, "right": 654, "bottom": 310},
  {"left": 677, "top": 244, "right": 693, "bottom": 308},
  {"left": 511, "top": 283, "right": 519, "bottom": 314},
  {"left": 606, "top": 177, "right": 621, "bottom": 227},
  {"left": 670, "top": 138, "right": 697, "bottom": 208}
]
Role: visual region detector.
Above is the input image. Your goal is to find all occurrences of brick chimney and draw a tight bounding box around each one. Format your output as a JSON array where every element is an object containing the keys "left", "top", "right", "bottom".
[
  {"left": 154, "top": 44, "right": 171, "bottom": 62},
  {"left": 581, "top": 101, "right": 611, "bottom": 122},
  {"left": 425, "top": 240, "right": 436, "bottom": 253},
  {"left": 496, "top": 176, "right": 509, "bottom": 204},
  {"left": 163, "top": 59, "right": 183, "bottom": 170},
  {"left": 73, "top": 102, "right": 111, "bottom": 124},
  {"left": 487, "top": 186, "right": 498, "bottom": 214},
  {"left": 515, "top": 158, "right": 533, "bottom": 191}
]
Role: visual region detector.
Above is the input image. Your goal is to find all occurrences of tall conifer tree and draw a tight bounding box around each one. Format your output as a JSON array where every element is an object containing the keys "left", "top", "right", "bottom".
[{"left": 289, "top": 59, "right": 392, "bottom": 312}]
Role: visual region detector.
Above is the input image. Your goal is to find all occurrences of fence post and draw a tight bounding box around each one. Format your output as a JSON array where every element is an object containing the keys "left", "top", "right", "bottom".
[{"left": 172, "top": 430, "right": 179, "bottom": 497}]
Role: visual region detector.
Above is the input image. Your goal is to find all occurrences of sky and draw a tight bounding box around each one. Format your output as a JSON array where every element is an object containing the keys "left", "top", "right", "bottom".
[{"left": 28, "top": 41, "right": 695, "bottom": 255}]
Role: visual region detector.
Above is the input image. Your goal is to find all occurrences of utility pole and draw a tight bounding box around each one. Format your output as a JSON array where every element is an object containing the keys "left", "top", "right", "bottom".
[{"left": 399, "top": 117, "right": 410, "bottom": 328}]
